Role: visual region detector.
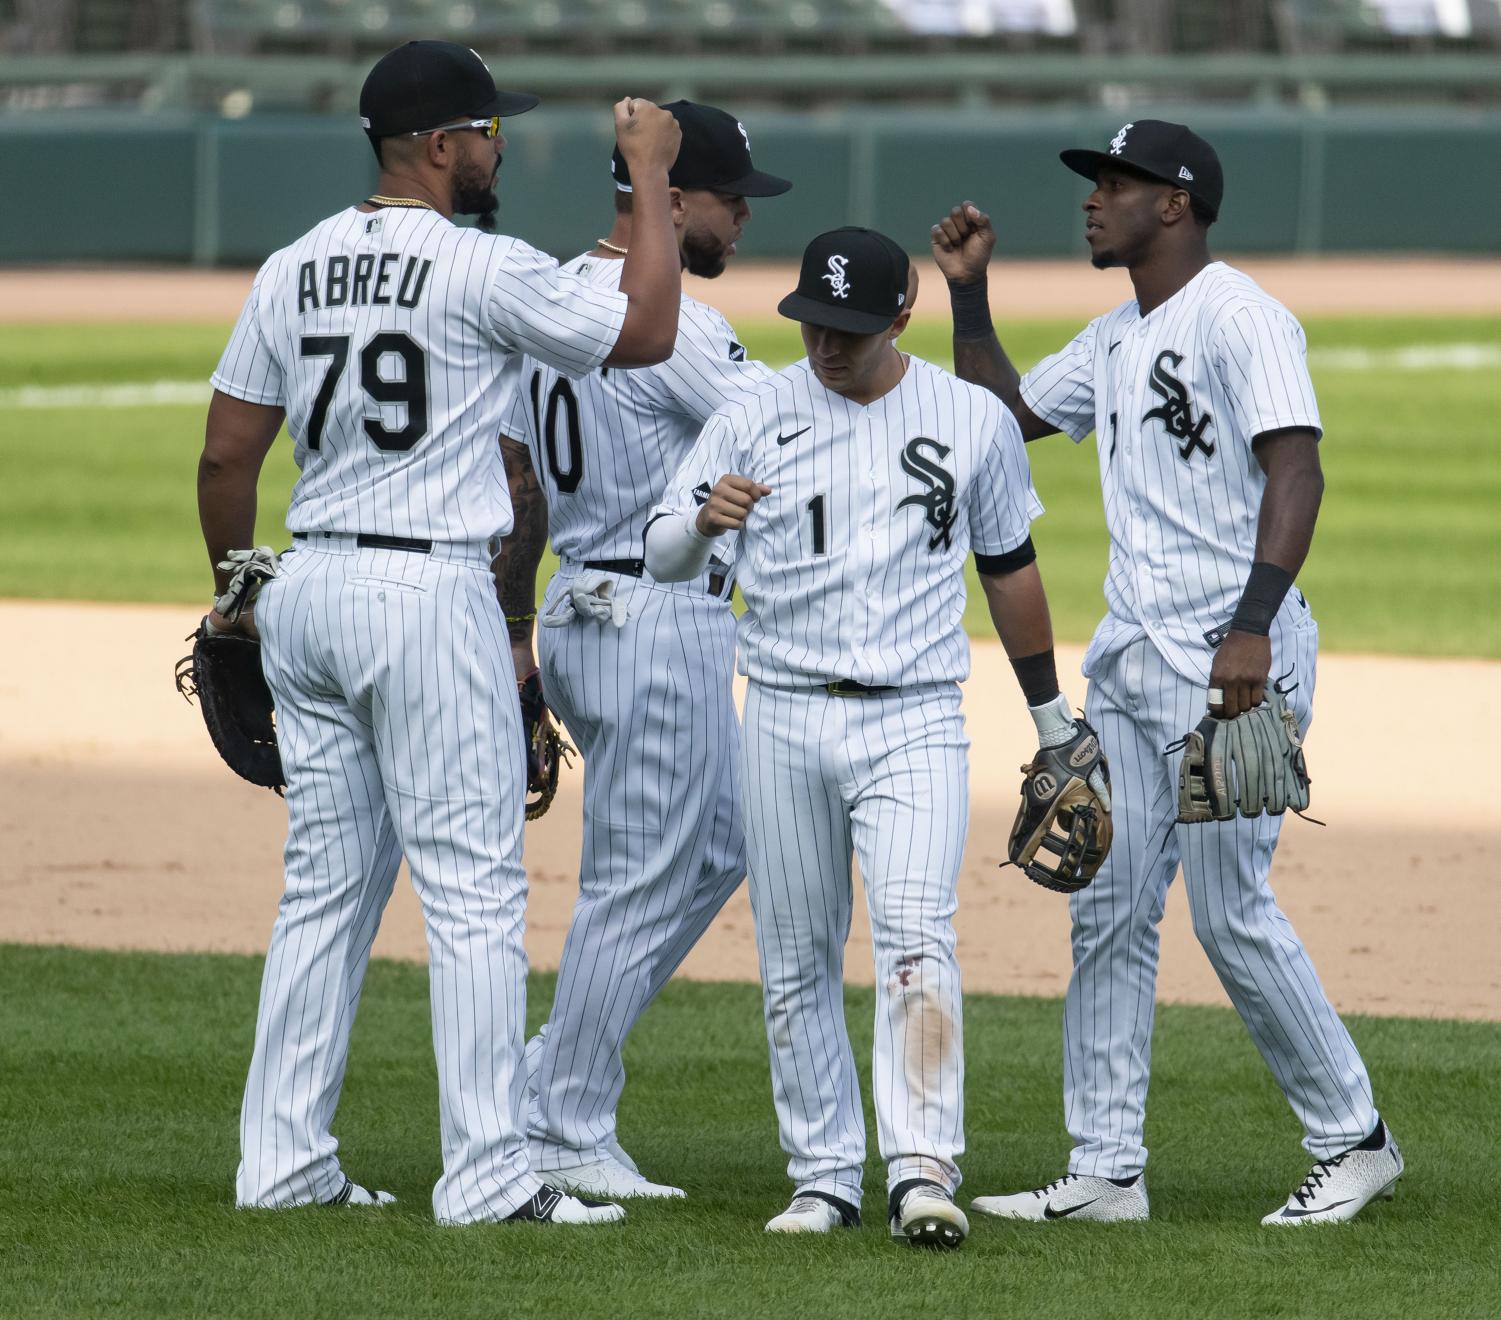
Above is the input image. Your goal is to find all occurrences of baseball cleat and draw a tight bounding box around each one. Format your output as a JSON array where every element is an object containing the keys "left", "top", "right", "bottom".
[
  {"left": 888, "top": 1179, "right": 968, "bottom": 1249},
  {"left": 505, "top": 1185, "right": 626, "bottom": 1225},
  {"left": 971, "top": 1172, "right": 1149, "bottom": 1223},
  {"left": 547, "top": 1156, "right": 685, "bottom": 1199},
  {"left": 1262, "top": 1120, "right": 1404, "bottom": 1226},
  {"left": 765, "top": 1191, "right": 861, "bottom": 1233},
  {"left": 323, "top": 1179, "right": 396, "bottom": 1207}
]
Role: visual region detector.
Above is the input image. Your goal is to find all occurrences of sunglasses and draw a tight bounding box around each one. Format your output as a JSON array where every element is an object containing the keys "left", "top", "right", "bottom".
[{"left": 411, "top": 116, "right": 502, "bottom": 140}]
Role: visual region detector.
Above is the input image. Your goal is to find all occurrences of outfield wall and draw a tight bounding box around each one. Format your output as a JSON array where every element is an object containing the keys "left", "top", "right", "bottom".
[{"left": 6, "top": 105, "right": 1500, "bottom": 264}]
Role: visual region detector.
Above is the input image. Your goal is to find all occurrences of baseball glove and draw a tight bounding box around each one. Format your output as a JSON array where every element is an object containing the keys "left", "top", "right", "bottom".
[
  {"left": 174, "top": 620, "right": 285, "bottom": 794},
  {"left": 1008, "top": 714, "right": 1113, "bottom": 894},
  {"left": 1175, "top": 684, "right": 1311, "bottom": 823},
  {"left": 518, "top": 669, "right": 574, "bottom": 820}
]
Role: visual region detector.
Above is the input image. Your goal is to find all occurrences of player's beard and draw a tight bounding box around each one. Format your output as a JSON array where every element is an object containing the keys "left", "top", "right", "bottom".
[
  {"left": 681, "top": 225, "right": 730, "bottom": 279},
  {"left": 453, "top": 157, "right": 500, "bottom": 232}
]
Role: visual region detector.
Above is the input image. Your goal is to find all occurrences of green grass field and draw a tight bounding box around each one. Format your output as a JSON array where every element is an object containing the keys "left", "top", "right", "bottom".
[
  {"left": 2, "top": 314, "right": 1498, "bottom": 656},
  {"left": 2, "top": 943, "right": 1497, "bottom": 1319}
]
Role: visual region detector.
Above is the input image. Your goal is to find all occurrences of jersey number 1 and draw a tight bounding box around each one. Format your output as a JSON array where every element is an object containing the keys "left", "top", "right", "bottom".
[{"left": 300, "top": 332, "right": 429, "bottom": 453}]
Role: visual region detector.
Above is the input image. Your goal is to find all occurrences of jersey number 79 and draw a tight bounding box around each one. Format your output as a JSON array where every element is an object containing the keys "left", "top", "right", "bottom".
[{"left": 299, "top": 332, "right": 428, "bottom": 453}]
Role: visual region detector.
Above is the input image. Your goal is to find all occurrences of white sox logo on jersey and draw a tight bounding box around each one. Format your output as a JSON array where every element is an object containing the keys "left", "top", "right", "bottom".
[
  {"left": 896, "top": 437, "right": 957, "bottom": 550},
  {"left": 822, "top": 256, "right": 851, "bottom": 299},
  {"left": 1109, "top": 122, "right": 1134, "bottom": 155},
  {"left": 1143, "top": 350, "right": 1215, "bottom": 460}
]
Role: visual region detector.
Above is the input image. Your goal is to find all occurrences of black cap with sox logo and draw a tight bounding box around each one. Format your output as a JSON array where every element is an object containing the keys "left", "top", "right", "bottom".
[
  {"left": 1060, "top": 119, "right": 1224, "bottom": 220},
  {"left": 777, "top": 226, "right": 911, "bottom": 334}
]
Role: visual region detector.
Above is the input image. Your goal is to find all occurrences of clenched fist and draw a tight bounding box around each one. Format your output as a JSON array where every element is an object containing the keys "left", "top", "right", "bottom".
[
  {"left": 613, "top": 97, "right": 681, "bottom": 174},
  {"left": 930, "top": 201, "right": 996, "bottom": 285},
  {"left": 695, "top": 474, "right": 771, "bottom": 537}
]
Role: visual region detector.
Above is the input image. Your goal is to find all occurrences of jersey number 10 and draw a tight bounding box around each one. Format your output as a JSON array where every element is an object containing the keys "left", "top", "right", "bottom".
[
  {"left": 299, "top": 332, "right": 429, "bottom": 452},
  {"left": 528, "top": 370, "right": 583, "bottom": 495}
]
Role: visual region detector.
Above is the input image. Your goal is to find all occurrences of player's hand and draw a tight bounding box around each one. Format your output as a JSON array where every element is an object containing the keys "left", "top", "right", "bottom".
[
  {"left": 695, "top": 475, "right": 771, "bottom": 537},
  {"left": 613, "top": 98, "right": 681, "bottom": 174},
  {"left": 207, "top": 604, "right": 259, "bottom": 640},
  {"left": 1207, "top": 630, "right": 1271, "bottom": 719},
  {"left": 930, "top": 201, "right": 996, "bottom": 285}
]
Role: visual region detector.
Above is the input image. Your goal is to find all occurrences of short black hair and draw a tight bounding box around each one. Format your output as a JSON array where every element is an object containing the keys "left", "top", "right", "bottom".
[
  {"left": 1189, "top": 195, "right": 1217, "bottom": 228},
  {"left": 613, "top": 189, "right": 632, "bottom": 215}
]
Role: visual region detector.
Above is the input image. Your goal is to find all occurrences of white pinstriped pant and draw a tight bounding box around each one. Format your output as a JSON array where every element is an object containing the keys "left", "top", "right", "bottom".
[
  {"left": 525, "top": 568, "right": 744, "bottom": 1169},
  {"left": 1066, "top": 628, "right": 1378, "bottom": 1178},
  {"left": 742, "top": 680, "right": 968, "bottom": 1210},
  {"left": 238, "top": 538, "right": 543, "bottom": 1224}
]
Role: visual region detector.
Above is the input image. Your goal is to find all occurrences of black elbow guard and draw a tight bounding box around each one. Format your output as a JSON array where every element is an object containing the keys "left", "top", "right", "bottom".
[{"left": 975, "top": 536, "right": 1037, "bottom": 577}]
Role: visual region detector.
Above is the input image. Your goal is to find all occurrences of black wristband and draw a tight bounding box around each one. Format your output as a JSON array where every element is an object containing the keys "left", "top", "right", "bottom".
[
  {"left": 975, "top": 535, "right": 1036, "bottom": 577},
  {"left": 947, "top": 277, "right": 994, "bottom": 341},
  {"left": 1228, "top": 561, "right": 1295, "bottom": 637},
  {"left": 1010, "top": 648, "right": 1060, "bottom": 709}
]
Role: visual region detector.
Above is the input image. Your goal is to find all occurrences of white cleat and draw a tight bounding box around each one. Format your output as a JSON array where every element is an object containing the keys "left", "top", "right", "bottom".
[
  {"left": 889, "top": 1179, "right": 968, "bottom": 1249},
  {"left": 972, "top": 1172, "right": 1149, "bottom": 1223},
  {"left": 504, "top": 1184, "right": 626, "bottom": 1225},
  {"left": 547, "top": 1156, "right": 686, "bottom": 1199},
  {"left": 324, "top": 1179, "right": 396, "bottom": 1207},
  {"left": 765, "top": 1191, "right": 861, "bottom": 1233},
  {"left": 1262, "top": 1121, "right": 1404, "bottom": 1226}
]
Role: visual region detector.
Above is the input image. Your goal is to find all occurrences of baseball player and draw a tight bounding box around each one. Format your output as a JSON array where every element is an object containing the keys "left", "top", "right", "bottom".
[
  {"left": 931, "top": 119, "right": 1402, "bottom": 1226},
  {"left": 492, "top": 100, "right": 791, "bottom": 1199},
  {"left": 645, "top": 228, "right": 1105, "bottom": 1248},
  {"left": 197, "top": 40, "right": 686, "bottom": 1225}
]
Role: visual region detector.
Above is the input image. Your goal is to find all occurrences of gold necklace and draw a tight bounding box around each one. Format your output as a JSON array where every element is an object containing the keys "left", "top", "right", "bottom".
[
  {"left": 596, "top": 238, "right": 628, "bottom": 255},
  {"left": 366, "top": 194, "right": 436, "bottom": 211}
]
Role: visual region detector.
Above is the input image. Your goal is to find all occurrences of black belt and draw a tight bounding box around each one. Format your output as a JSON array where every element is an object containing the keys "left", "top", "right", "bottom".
[
  {"left": 294, "top": 532, "right": 433, "bottom": 553},
  {"left": 582, "top": 557, "right": 732, "bottom": 599},
  {"left": 823, "top": 679, "right": 897, "bottom": 697}
]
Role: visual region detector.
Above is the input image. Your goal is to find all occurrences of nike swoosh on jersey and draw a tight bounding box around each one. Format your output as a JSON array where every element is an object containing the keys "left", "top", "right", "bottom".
[
  {"left": 1043, "top": 1198, "right": 1099, "bottom": 1219},
  {"left": 1278, "top": 1198, "right": 1355, "bottom": 1219},
  {"left": 777, "top": 426, "right": 812, "bottom": 445}
]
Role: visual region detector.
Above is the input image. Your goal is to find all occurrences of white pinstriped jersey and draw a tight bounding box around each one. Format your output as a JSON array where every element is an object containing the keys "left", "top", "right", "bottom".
[
  {"left": 1020, "top": 261, "right": 1321, "bottom": 684},
  {"left": 211, "top": 207, "right": 628, "bottom": 543},
  {"left": 501, "top": 254, "right": 772, "bottom": 564},
  {"left": 656, "top": 355, "right": 1042, "bottom": 687}
]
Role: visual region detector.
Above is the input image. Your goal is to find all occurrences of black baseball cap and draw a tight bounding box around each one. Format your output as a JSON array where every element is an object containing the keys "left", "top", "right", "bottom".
[
  {"left": 777, "top": 227, "right": 910, "bottom": 334},
  {"left": 359, "top": 41, "right": 538, "bottom": 138},
  {"left": 1060, "top": 119, "right": 1224, "bottom": 220},
  {"left": 611, "top": 100, "right": 791, "bottom": 197}
]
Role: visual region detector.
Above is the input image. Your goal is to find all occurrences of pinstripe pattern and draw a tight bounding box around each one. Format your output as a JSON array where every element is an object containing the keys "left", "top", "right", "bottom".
[
  {"left": 501, "top": 253, "right": 765, "bottom": 1171},
  {"left": 650, "top": 354, "right": 1034, "bottom": 1209},
  {"left": 1021, "top": 261, "right": 1321, "bottom": 686},
  {"left": 526, "top": 567, "right": 743, "bottom": 1168},
  {"left": 1018, "top": 260, "right": 1377, "bottom": 1180},
  {"left": 212, "top": 209, "right": 627, "bottom": 544},
  {"left": 502, "top": 254, "right": 773, "bottom": 565},
  {"left": 744, "top": 682, "right": 969, "bottom": 1208},
  {"left": 654, "top": 356, "right": 1041, "bottom": 687},
  {"left": 1066, "top": 632, "right": 1377, "bottom": 1176},
  {"left": 243, "top": 540, "right": 539, "bottom": 1222},
  {"left": 219, "top": 205, "right": 631, "bottom": 1222}
]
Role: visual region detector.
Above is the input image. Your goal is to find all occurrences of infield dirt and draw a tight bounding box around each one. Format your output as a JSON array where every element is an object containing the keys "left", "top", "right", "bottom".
[{"left": 3, "top": 260, "right": 1497, "bottom": 1022}]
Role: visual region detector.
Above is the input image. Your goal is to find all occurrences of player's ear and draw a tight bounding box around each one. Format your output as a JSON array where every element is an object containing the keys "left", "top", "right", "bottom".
[
  {"left": 888, "top": 307, "right": 913, "bottom": 341},
  {"left": 669, "top": 187, "right": 687, "bottom": 229},
  {"left": 1161, "top": 187, "right": 1192, "bottom": 227}
]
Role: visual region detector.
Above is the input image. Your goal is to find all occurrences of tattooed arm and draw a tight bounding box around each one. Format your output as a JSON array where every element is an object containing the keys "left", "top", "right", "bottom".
[{"left": 494, "top": 434, "right": 549, "bottom": 679}]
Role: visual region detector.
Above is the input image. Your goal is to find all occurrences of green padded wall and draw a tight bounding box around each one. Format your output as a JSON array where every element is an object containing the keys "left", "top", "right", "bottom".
[{"left": 2, "top": 107, "right": 1498, "bottom": 264}]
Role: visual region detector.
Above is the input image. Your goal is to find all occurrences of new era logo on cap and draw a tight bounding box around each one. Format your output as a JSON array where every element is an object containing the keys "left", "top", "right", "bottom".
[{"left": 1060, "top": 119, "right": 1224, "bottom": 221}]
